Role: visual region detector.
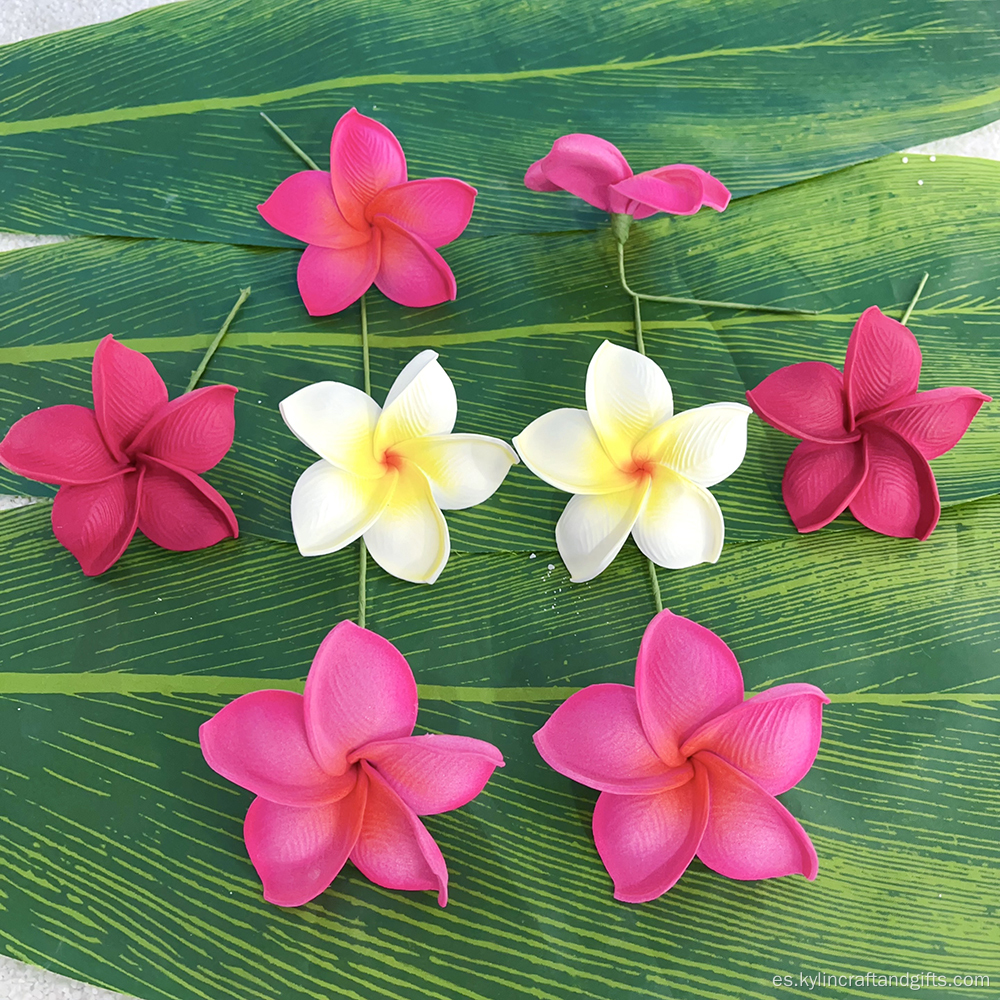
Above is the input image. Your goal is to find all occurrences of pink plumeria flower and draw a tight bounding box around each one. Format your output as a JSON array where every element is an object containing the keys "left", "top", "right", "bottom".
[
  {"left": 747, "top": 306, "right": 991, "bottom": 540},
  {"left": 0, "top": 336, "right": 238, "bottom": 576},
  {"left": 258, "top": 108, "right": 477, "bottom": 316},
  {"left": 200, "top": 621, "right": 504, "bottom": 908},
  {"left": 534, "top": 610, "right": 828, "bottom": 903}
]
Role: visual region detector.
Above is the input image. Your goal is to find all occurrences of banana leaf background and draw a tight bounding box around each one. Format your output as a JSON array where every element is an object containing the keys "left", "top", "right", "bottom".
[{"left": 0, "top": 2, "right": 998, "bottom": 999}]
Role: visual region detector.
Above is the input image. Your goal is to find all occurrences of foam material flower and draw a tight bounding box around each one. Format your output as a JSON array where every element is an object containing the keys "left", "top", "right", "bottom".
[
  {"left": 746, "top": 306, "right": 991, "bottom": 540},
  {"left": 258, "top": 108, "right": 477, "bottom": 315},
  {"left": 513, "top": 341, "right": 750, "bottom": 582},
  {"left": 534, "top": 609, "right": 828, "bottom": 902},
  {"left": 280, "top": 349, "right": 518, "bottom": 584},
  {"left": 0, "top": 336, "right": 238, "bottom": 575},
  {"left": 200, "top": 620, "right": 503, "bottom": 907}
]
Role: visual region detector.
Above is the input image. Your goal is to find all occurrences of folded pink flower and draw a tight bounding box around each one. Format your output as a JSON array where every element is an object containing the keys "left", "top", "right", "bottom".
[
  {"left": 200, "top": 621, "right": 504, "bottom": 908},
  {"left": 0, "top": 336, "right": 238, "bottom": 575},
  {"left": 746, "top": 306, "right": 991, "bottom": 540},
  {"left": 525, "top": 133, "right": 730, "bottom": 221},
  {"left": 534, "top": 609, "right": 827, "bottom": 903},
  {"left": 258, "top": 108, "right": 477, "bottom": 315}
]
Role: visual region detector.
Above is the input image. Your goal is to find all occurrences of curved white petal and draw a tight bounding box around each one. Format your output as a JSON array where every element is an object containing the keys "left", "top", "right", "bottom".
[
  {"left": 586, "top": 340, "right": 673, "bottom": 469},
  {"left": 374, "top": 351, "right": 457, "bottom": 455},
  {"left": 279, "top": 382, "right": 384, "bottom": 479},
  {"left": 290, "top": 459, "right": 396, "bottom": 556},
  {"left": 632, "top": 466, "right": 724, "bottom": 569},
  {"left": 555, "top": 482, "right": 649, "bottom": 583},
  {"left": 513, "top": 408, "right": 635, "bottom": 495},
  {"left": 635, "top": 402, "right": 751, "bottom": 487},
  {"left": 364, "top": 461, "right": 450, "bottom": 584},
  {"left": 393, "top": 433, "right": 519, "bottom": 510}
]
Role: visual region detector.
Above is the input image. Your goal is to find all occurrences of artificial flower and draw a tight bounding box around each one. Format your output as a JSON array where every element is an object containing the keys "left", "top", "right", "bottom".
[
  {"left": 0, "top": 336, "right": 238, "bottom": 575},
  {"left": 281, "top": 349, "right": 518, "bottom": 584},
  {"left": 200, "top": 620, "right": 504, "bottom": 907},
  {"left": 534, "top": 609, "right": 827, "bottom": 902},
  {"left": 513, "top": 340, "right": 750, "bottom": 582},
  {"left": 746, "top": 306, "right": 990, "bottom": 539},
  {"left": 259, "top": 108, "right": 477, "bottom": 315}
]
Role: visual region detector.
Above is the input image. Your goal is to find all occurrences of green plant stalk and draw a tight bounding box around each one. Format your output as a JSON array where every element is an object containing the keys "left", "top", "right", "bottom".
[
  {"left": 901, "top": 271, "right": 930, "bottom": 326},
  {"left": 184, "top": 286, "right": 251, "bottom": 393},
  {"left": 260, "top": 112, "right": 320, "bottom": 170},
  {"left": 358, "top": 293, "right": 371, "bottom": 628}
]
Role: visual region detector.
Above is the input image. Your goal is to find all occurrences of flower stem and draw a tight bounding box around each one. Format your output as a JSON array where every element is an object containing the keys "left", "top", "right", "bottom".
[
  {"left": 260, "top": 112, "right": 321, "bottom": 171},
  {"left": 647, "top": 559, "right": 663, "bottom": 615},
  {"left": 357, "top": 292, "right": 371, "bottom": 628},
  {"left": 900, "top": 272, "right": 929, "bottom": 326},
  {"left": 184, "top": 287, "right": 251, "bottom": 394}
]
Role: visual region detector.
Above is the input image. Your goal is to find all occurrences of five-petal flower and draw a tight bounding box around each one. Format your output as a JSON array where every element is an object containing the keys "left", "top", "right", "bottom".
[
  {"left": 0, "top": 335, "right": 238, "bottom": 575},
  {"left": 200, "top": 620, "right": 504, "bottom": 907},
  {"left": 513, "top": 341, "right": 750, "bottom": 582},
  {"left": 746, "top": 306, "right": 991, "bottom": 539},
  {"left": 534, "top": 609, "right": 828, "bottom": 902},
  {"left": 259, "top": 108, "right": 477, "bottom": 315}
]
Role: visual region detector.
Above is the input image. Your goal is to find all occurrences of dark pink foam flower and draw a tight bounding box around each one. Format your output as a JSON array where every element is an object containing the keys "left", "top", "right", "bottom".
[
  {"left": 534, "top": 610, "right": 827, "bottom": 903},
  {"left": 200, "top": 621, "right": 504, "bottom": 908},
  {"left": 0, "top": 336, "right": 238, "bottom": 575},
  {"left": 258, "top": 108, "right": 477, "bottom": 316},
  {"left": 747, "top": 306, "right": 991, "bottom": 540}
]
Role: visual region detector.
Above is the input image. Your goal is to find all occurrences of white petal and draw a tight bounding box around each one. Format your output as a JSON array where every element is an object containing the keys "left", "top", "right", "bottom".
[
  {"left": 632, "top": 466, "right": 724, "bottom": 569},
  {"left": 290, "top": 459, "right": 396, "bottom": 556},
  {"left": 279, "top": 381, "right": 384, "bottom": 479},
  {"left": 393, "top": 433, "right": 519, "bottom": 510},
  {"left": 364, "top": 461, "right": 450, "bottom": 584},
  {"left": 513, "top": 408, "right": 635, "bottom": 495},
  {"left": 555, "top": 483, "right": 649, "bottom": 583},
  {"left": 374, "top": 350, "right": 457, "bottom": 455},
  {"left": 585, "top": 340, "right": 673, "bottom": 469},
  {"left": 635, "top": 402, "right": 751, "bottom": 488}
]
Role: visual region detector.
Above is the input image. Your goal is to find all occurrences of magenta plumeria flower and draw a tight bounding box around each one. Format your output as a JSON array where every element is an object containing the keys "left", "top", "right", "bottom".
[
  {"left": 258, "top": 108, "right": 477, "bottom": 315},
  {"left": 534, "top": 610, "right": 827, "bottom": 903},
  {"left": 0, "top": 336, "right": 238, "bottom": 576},
  {"left": 200, "top": 621, "right": 504, "bottom": 907},
  {"left": 747, "top": 306, "right": 990, "bottom": 540}
]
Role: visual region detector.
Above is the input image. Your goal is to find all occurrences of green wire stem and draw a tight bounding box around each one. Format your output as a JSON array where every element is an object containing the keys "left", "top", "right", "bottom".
[{"left": 184, "top": 287, "right": 251, "bottom": 394}]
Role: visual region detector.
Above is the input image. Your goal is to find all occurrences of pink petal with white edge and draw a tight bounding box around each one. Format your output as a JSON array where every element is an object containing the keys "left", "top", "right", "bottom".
[
  {"left": 354, "top": 734, "right": 503, "bottom": 815},
  {"left": 534, "top": 683, "right": 692, "bottom": 794},
  {"left": 303, "top": 621, "right": 418, "bottom": 776},
  {"left": 746, "top": 362, "right": 855, "bottom": 444},
  {"left": 609, "top": 165, "right": 707, "bottom": 217},
  {"left": 368, "top": 178, "right": 477, "bottom": 248},
  {"left": 592, "top": 765, "right": 709, "bottom": 903},
  {"left": 782, "top": 439, "right": 867, "bottom": 533},
  {"left": 351, "top": 763, "right": 449, "bottom": 906},
  {"left": 875, "top": 386, "right": 991, "bottom": 460},
  {"left": 681, "top": 684, "right": 829, "bottom": 795},
  {"left": 0, "top": 405, "right": 126, "bottom": 485},
  {"left": 849, "top": 426, "right": 940, "bottom": 540},
  {"left": 200, "top": 691, "right": 358, "bottom": 807},
  {"left": 528, "top": 134, "right": 632, "bottom": 212},
  {"left": 635, "top": 610, "right": 744, "bottom": 768},
  {"left": 694, "top": 751, "right": 818, "bottom": 881},
  {"left": 372, "top": 215, "right": 457, "bottom": 307},
  {"left": 244, "top": 779, "right": 368, "bottom": 907},
  {"left": 296, "top": 236, "right": 380, "bottom": 317},
  {"left": 257, "top": 171, "right": 371, "bottom": 249}
]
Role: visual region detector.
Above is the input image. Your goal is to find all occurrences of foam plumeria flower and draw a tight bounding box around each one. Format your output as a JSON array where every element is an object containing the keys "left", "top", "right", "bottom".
[
  {"left": 747, "top": 306, "right": 991, "bottom": 540},
  {"left": 258, "top": 108, "right": 477, "bottom": 315},
  {"left": 0, "top": 336, "right": 238, "bottom": 576},
  {"left": 281, "top": 350, "right": 518, "bottom": 584},
  {"left": 200, "top": 621, "right": 504, "bottom": 907},
  {"left": 534, "top": 609, "right": 828, "bottom": 902},
  {"left": 513, "top": 341, "right": 750, "bottom": 582}
]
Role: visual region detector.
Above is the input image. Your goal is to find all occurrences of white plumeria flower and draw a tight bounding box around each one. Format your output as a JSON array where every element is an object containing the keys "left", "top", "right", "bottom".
[
  {"left": 280, "top": 350, "right": 518, "bottom": 584},
  {"left": 513, "top": 340, "right": 750, "bottom": 583}
]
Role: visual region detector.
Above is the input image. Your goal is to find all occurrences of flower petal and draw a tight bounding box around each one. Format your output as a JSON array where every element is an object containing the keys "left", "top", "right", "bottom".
[
  {"left": 330, "top": 108, "right": 407, "bottom": 231},
  {"left": 849, "top": 426, "right": 940, "bottom": 540},
  {"left": 367, "top": 177, "right": 477, "bottom": 247},
  {"left": 304, "top": 620, "right": 418, "bottom": 776},
  {"left": 782, "top": 439, "right": 868, "bottom": 533},
  {"left": 609, "top": 165, "right": 711, "bottom": 217},
  {"left": 534, "top": 683, "right": 692, "bottom": 794},
  {"left": 635, "top": 609, "right": 744, "bottom": 768},
  {"left": 372, "top": 215, "right": 457, "bottom": 308},
  {"left": 289, "top": 459, "right": 396, "bottom": 557},
  {"left": 257, "top": 170, "right": 370, "bottom": 249},
  {"left": 363, "top": 461, "right": 450, "bottom": 584},
  {"left": 592, "top": 765, "right": 709, "bottom": 903},
  {"left": 296, "top": 236, "right": 380, "bottom": 317},
  {"left": 844, "top": 306, "right": 922, "bottom": 422},
  {"left": 746, "top": 362, "right": 855, "bottom": 444},
  {"left": 524, "top": 159, "right": 562, "bottom": 192},
  {"left": 92, "top": 336, "right": 168, "bottom": 457},
  {"left": 527, "top": 134, "right": 632, "bottom": 212},
  {"left": 681, "top": 684, "right": 829, "bottom": 795},
  {"left": 351, "top": 763, "right": 449, "bottom": 906},
  {"left": 0, "top": 405, "right": 125, "bottom": 485},
  {"left": 586, "top": 340, "right": 673, "bottom": 469},
  {"left": 876, "top": 387, "right": 991, "bottom": 459},
  {"left": 374, "top": 350, "right": 457, "bottom": 454},
  {"left": 200, "top": 691, "right": 358, "bottom": 807},
  {"left": 555, "top": 483, "right": 648, "bottom": 583},
  {"left": 354, "top": 734, "right": 503, "bottom": 814},
  {"left": 694, "top": 751, "right": 818, "bottom": 881}
]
